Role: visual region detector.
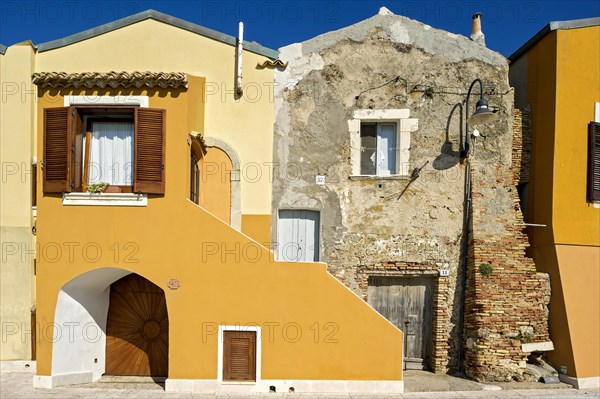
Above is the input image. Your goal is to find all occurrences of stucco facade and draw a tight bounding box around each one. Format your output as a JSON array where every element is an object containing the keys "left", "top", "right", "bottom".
[
  {"left": 509, "top": 18, "right": 600, "bottom": 389},
  {"left": 1, "top": 10, "right": 405, "bottom": 394},
  {"left": 0, "top": 42, "right": 36, "bottom": 363}
]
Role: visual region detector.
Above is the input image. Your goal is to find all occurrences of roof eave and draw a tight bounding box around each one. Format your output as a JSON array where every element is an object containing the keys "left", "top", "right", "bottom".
[
  {"left": 509, "top": 17, "right": 600, "bottom": 62},
  {"left": 36, "top": 9, "right": 278, "bottom": 59}
]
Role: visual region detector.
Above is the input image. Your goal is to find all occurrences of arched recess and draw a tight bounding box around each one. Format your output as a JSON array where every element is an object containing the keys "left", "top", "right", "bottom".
[
  {"left": 199, "top": 147, "right": 232, "bottom": 224},
  {"left": 203, "top": 137, "right": 241, "bottom": 230},
  {"left": 51, "top": 268, "right": 168, "bottom": 382}
]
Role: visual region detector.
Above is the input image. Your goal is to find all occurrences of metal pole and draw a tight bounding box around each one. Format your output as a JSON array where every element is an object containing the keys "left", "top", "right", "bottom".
[
  {"left": 465, "top": 78, "right": 483, "bottom": 157},
  {"left": 457, "top": 160, "right": 472, "bottom": 372}
]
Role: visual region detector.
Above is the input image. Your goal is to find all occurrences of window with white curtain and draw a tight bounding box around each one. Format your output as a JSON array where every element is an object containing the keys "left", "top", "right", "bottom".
[
  {"left": 84, "top": 122, "right": 134, "bottom": 186},
  {"left": 360, "top": 122, "right": 397, "bottom": 175}
]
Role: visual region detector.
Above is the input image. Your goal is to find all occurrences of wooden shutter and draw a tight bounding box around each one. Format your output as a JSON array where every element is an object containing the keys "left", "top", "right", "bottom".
[
  {"left": 223, "top": 331, "right": 256, "bottom": 381},
  {"left": 43, "top": 107, "right": 78, "bottom": 193},
  {"left": 134, "top": 108, "right": 166, "bottom": 194},
  {"left": 588, "top": 122, "right": 600, "bottom": 201}
]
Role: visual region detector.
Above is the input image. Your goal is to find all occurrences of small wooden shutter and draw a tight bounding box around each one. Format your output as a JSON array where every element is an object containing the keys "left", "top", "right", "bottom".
[
  {"left": 43, "top": 107, "right": 76, "bottom": 193},
  {"left": 223, "top": 331, "right": 256, "bottom": 381},
  {"left": 134, "top": 108, "right": 166, "bottom": 194},
  {"left": 588, "top": 122, "right": 600, "bottom": 201}
]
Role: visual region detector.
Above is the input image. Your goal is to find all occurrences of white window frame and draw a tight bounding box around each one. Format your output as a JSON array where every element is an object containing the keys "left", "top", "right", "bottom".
[
  {"left": 349, "top": 109, "right": 418, "bottom": 178},
  {"left": 61, "top": 95, "right": 149, "bottom": 206},
  {"left": 64, "top": 95, "right": 148, "bottom": 107},
  {"left": 217, "top": 325, "right": 261, "bottom": 385}
]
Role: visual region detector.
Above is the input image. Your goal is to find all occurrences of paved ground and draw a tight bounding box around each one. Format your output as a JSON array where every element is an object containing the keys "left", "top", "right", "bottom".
[
  {"left": 1, "top": 371, "right": 598, "bottom": 399},
  {"left": 403, "top": 371, "right": 573, "bottom": 392}
]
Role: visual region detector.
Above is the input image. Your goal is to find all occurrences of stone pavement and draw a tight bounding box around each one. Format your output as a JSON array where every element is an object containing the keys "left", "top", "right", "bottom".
[{"left": 1, "top": 371, "right": 598, "bottom": 399}]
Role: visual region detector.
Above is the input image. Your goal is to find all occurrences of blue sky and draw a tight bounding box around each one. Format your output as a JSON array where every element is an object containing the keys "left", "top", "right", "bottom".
[{"left": 1, "top": 1, "right": 599, "bottom": 57}]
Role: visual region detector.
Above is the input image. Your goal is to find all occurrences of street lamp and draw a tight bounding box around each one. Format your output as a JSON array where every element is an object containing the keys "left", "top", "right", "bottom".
[
  {"left": 463, "top": 78, "right": 498, "bottom": 158},
  {"left": 455, "top": 78, "right": 498, "bottom": 371}
]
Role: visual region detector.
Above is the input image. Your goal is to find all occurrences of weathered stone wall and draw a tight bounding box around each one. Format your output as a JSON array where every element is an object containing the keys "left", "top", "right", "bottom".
[{"left": 273, "top": 8, "right": 549, "bottom": 378}]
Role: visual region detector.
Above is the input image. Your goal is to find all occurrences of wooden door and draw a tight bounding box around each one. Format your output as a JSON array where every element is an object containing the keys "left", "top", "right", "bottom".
[
  {"left": 367, "top": 276, "right": 433, "bottom": 370},
  {"left": 277, "top": 210, "right": 320, "bottom": 262},
  {"left": 105, "top": 274, "right": 169, "bottom": 376},
  {"left": 223, "top": 331, "right": 256, "bottom": 381}
]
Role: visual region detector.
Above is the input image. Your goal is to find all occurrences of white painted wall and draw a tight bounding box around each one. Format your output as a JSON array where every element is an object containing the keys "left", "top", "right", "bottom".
[{"left": 52, "top": 268, "right": 130, "bottom": 381}]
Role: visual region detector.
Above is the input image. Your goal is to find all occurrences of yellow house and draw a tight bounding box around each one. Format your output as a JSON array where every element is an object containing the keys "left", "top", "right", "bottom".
[
  {"left": 0, "top": 40, "right": 36, "bottom": 367},
  {"left": 1, "top": 10, "right": 405, "bottom": 393},
  {"left": 509, "top": 17, "right": 600, "bottom": 389}
]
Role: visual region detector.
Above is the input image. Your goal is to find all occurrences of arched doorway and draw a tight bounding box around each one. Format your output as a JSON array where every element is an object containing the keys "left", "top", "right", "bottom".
[{"left": 105, "top": 273, "right": 169, "bottom": 377}]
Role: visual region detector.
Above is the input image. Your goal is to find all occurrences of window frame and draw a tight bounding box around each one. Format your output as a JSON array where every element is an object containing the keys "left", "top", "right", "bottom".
[
  {"left": 360, "top": 121, "right": 399, "bottom": 176},
  {"left": 42, "top": 104, "right": 166, "bottom": 196},
  {"left": 349, "top": 109, "right": 418, "bottom": 178},
  {"left": 217, "top": 325, "right": 261, "bottom": 385},
  {"left": 81, "top": 111, "right": 136, "bottom": 193},
  {"left": 588, "top": 121, "right": 600, "bottom": 202},
  {"left": 190, "top": 150, "right": 200, "bottom": 204}
]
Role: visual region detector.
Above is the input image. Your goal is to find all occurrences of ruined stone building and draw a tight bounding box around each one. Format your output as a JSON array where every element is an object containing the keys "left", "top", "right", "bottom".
[{"left": 272, "top": 8, "right": 552, "bottom": 381}]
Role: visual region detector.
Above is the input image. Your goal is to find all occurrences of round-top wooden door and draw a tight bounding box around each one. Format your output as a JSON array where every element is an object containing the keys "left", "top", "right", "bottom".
[{"left": 105, "top": 273, "right": 169, "bottom": 376}]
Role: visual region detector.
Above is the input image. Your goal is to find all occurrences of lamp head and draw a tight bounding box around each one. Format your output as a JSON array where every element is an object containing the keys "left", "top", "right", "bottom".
[{"left": 467, "top": 98, "right": 498, "bottom": 125}]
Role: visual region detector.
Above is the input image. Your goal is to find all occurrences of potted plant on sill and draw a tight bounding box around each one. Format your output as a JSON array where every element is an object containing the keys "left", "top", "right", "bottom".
[{"left": 87, "top": 182, "right": 109, "bottom": 194}]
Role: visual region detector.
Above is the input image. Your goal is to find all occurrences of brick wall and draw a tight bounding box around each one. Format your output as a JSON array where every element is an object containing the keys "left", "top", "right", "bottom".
[
  {"left": 512, "top": 107, "right": 532, "bottom": 184},
  {"left": 463, "top": 110, "right": 550, "bottom": 382}
]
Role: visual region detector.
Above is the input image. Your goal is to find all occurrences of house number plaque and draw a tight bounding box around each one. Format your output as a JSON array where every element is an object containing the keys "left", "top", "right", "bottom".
[{"left": 167, "top": 279, "right": 180, "bottom": 290}]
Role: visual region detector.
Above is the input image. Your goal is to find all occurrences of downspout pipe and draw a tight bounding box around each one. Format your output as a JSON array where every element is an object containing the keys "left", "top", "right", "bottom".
[{"left": 235, "top": 22, "right": 244, "bottom": 96}]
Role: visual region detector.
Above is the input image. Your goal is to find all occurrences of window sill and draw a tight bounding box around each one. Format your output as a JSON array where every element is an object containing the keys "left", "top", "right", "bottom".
[
  {"left": 62, "top": 192, "right": 148, "bottom": 207},
  {"left": 349, "top": 175, "right": 410, "bottom": 181}
]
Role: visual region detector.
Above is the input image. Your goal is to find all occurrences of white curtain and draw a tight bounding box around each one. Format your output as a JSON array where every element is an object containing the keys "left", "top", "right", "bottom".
[
  {"left": 88, "top": 122, "right": 134, "bottom": 185},
  {"left": 377, "top": 123, "right": 396, "bottom": 175}
]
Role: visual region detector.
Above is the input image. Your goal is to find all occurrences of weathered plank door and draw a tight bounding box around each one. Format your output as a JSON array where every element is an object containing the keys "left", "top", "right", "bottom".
[
  {"left": 277, "top": 210, "right": 320, "bottom": 262},
  {"left": 105, "top": 273, "right": 169, "bottom": 376},
  {"left": 367, "top": 276, "right": 433, "bottom": 370}
]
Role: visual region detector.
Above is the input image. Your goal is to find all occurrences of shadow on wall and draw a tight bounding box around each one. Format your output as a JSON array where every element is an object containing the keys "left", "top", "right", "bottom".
[{"left": 433, "top": 103, "right": 463, "bottom": 171}]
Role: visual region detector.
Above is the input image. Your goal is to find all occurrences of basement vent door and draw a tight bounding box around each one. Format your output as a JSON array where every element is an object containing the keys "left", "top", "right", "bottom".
[
  {"left": 277, "top": 210, "right": 320, "bottom": 262},
  {"left": 223, "top": 331, "right": 257, "bottom": 381},
  {"left": 367, "top": 276, "right": 433, "bottom": 370}
]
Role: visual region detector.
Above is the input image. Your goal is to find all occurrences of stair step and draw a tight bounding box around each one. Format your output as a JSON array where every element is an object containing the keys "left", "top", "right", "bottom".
[{"left": 70, "top": 375, "right": 166, "bottom": 390}]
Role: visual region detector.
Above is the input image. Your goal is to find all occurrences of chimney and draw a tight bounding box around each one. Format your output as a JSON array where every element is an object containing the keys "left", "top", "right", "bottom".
[{"left": 470, "top": 12, "right": 485, "bottom": 46}]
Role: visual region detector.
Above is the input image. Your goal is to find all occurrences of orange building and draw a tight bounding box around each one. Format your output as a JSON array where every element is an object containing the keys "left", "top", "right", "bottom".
[
  {"left": 1, "top": 10, "right": 404, "bottom": 393},
  {"left": 509, "top": 17, "right": 600, "bottom": 389}
]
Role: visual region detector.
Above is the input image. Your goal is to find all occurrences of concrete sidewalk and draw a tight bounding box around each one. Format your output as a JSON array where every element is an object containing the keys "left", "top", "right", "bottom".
[
  {"left": 403, "top": 370, "right": 574, "bottom": 392},
  {"left": 1, "top": 371, "right": 598, "bottom": 399}
]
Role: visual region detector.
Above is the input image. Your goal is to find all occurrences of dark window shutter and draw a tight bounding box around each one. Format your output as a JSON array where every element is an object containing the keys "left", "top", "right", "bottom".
[
  {"left": 134, "top": 108, "right": 166, "bottom": 194},
  {"left": 223, "top": 331, "right": 256, "bottom": 381},
  {"left": 43, "top": 107, "right": 74, "bottom": 193},
  {"left": 588, "top": 122, "right": 600, "bottom": 201}
]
